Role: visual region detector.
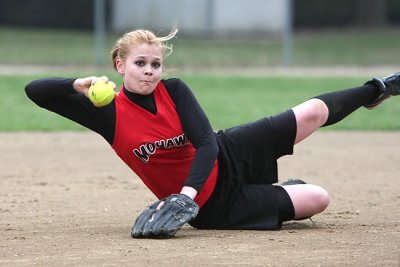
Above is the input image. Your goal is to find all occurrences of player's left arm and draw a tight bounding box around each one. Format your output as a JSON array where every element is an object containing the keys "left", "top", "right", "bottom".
[{"left": 166, "top": 78, "right": 219, "bottom": 197}]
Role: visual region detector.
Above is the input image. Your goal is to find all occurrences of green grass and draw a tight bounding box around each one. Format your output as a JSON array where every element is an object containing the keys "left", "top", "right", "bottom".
[
  {"left": 0, "top": 27, "right": 98, "bottom": 66},
  {"left": 2, "top": 74, "right": 399, "bottom": 131},
  {"left": 0, "top": 75, "right": 85, "bottom": 130},
  {"left": 1, "top": 27, "right": 400, "bottom": 67},
  {"left": 293, "top": 29, "right": 400, "bottom": 66}
]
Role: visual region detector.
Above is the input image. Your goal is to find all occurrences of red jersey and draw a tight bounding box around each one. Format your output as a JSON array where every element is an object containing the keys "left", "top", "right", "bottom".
[{"left": 112, "top": 81, "right": 218, "bottom": 207}]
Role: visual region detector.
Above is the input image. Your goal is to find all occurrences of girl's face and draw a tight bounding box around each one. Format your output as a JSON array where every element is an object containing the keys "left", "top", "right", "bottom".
[{"left": 116, "top": 43, "right": 162, "bottom": 95}]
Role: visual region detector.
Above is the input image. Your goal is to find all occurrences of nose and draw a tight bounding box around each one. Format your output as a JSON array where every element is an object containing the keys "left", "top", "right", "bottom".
[{"left": 144, "top": 65, "right": 153, "bottom": 76}]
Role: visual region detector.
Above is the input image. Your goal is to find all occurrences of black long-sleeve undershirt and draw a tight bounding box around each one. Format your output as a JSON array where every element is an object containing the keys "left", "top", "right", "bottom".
[{"left": 25, "top": 77, "right": 219, "bottom": 192}]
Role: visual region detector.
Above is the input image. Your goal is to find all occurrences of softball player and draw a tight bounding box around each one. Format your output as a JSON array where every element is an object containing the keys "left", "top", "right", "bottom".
[{"left": 25, "top": 29, "right": 400, "bottom": 238}]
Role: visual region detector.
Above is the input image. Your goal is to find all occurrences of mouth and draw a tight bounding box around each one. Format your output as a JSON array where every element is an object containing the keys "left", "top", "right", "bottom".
[{"left": 141, "top": 80, "right": 153, "bottom": 84}]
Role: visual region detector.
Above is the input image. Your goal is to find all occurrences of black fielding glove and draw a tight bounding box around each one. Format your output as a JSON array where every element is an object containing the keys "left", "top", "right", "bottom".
[
  {"left": 131, "top": 199, "right": 162, "bottom": 238},
  {"left": 131, "top": 194, "right": 199, "bottom": 238}
]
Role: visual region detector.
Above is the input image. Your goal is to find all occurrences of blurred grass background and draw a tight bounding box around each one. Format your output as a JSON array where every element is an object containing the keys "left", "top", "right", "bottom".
[
  {"left": 1, "top": 27, "right": 400, "bottom": 67},
  {"left": 1, "top": 27, "right": 399, "bottom": 131}
]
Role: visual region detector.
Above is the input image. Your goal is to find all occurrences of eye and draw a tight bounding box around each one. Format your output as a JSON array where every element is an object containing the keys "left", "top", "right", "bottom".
[
  {"left": 134, "top": 60, "right": 145, "bottom": 67},
  {"left": 152, "top": 61, "right": 161, "bottom": 68}
]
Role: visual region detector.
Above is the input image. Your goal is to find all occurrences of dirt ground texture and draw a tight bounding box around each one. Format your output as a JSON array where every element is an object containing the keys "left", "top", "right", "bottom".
[{"left": 1, "top": 131, "right": 399, "bottom": 266}]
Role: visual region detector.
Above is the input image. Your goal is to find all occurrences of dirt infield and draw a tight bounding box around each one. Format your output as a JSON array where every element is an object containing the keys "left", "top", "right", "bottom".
[{"left": 1, "top": 131, "right": 399, "bottom": 266}]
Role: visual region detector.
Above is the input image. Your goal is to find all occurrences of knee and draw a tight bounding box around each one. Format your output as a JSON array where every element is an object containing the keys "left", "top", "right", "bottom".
[
  {"left": 284, "top": 184, "right": 329, "bottom": 219},
  {"left": 307, "top": 99, "right": 329, "bottom": 126},
  {"left": 292, "top": 99, "right": 329, "bottom": 132},
  {"left": 311, "top": 185, "right": 330, "bottom": 213},
  {"left": 284, "top": 184, "right": 330, "bottom": 219}
]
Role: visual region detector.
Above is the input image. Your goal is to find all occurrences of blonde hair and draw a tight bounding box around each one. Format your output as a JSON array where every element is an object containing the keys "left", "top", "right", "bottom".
[{"left": 111, "top": 28, "right": 178, "bottom": 71}]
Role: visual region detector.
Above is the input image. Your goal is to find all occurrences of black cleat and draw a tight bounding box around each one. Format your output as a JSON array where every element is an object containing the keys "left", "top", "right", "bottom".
[
  {"left": 364, "top": 72, "right": 400, "bottom": 109},
  {"left": 281, "top": 178, "right": 307, "bottom": 186}
]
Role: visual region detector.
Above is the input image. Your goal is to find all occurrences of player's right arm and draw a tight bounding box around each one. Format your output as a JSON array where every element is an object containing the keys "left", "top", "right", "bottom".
[{"left": 25, "top": 77, "right": 116, "bottom": 144}]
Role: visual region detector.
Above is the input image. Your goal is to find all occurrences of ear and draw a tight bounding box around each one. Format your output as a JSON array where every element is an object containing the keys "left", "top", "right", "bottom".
[{"left": 115, "top": 58, "right": 125, "bottom": 75}]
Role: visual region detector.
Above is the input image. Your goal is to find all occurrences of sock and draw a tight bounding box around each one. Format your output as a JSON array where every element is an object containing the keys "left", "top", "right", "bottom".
[{"left": 315, "top": 84, "right": 380, "bottom": 127}]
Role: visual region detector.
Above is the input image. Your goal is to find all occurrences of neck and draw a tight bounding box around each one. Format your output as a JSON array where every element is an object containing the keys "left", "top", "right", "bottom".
[{"left": 123, "top": 86, "right": 157, "bottom": 114}]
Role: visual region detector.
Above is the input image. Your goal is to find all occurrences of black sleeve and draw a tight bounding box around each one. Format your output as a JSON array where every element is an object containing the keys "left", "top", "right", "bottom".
[
  {"left": 163, "top": 78, "right": 219, "bottom": 192},
  {"left": 25, "top": 77, "right": 116, "bottom": 144}
]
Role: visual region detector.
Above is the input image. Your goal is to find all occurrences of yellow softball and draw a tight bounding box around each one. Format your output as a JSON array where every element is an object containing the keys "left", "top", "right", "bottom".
[{"left": 88, "top": 80, "right": 115, "bottom": 107}]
